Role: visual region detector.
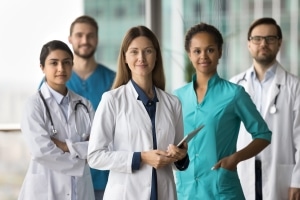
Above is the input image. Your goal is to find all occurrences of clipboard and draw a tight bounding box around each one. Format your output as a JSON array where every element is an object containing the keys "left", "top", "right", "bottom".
[{"left": 177, "top": 125, "right": 205, "bottom": 147}]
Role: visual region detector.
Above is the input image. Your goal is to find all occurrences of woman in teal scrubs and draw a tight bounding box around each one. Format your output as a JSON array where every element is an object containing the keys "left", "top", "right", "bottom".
[{"left": 174, "top": 23, "right": 272, "bottom": 200}]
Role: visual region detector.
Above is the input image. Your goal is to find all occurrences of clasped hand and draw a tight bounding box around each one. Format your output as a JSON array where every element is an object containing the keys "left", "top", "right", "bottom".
[
  {"left": 141, "top": 142, "right": 188, "bottom": 169},
  {"left": 51, "top": 137, "right": 69, "bottom": 153}
]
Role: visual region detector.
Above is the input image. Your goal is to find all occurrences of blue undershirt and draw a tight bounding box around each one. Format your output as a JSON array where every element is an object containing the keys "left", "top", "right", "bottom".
[
  {"left": 131, "top": 80, "right": 189, "bottom": 200},
  {"left": 131, "top": 79, "right": 158, "bottom": 200}
]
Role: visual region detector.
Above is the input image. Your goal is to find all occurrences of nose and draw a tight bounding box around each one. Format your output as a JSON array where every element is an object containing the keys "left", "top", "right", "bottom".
[
  {"left": 81, "top": 35, "right": 88, "bottom": 43},
  {"left": 260, "top": 38, "right": 268, "bottom": 46},
  {"left": 57, "top": 62, "right": 66, "bottom": 71},
  {"left": 200, "top": 51, "right": 208, "bottom": 59},
  {"left": 138, "top": 51, "right": 145, "bottom": 62}
]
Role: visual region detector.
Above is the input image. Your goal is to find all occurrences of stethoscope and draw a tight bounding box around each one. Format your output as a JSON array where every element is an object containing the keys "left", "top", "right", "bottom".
[
  {"left": 236, "top": 73, "right": 247, "bottom": 85},
  {"left": 269, "top": 84, "right": 281, "bottom": 114},
  {"left": 39, "top": 90, "right": 91, "bottom": 138},
  {"left": 235, "top": 73, "right": 281, "bottom": 114}
]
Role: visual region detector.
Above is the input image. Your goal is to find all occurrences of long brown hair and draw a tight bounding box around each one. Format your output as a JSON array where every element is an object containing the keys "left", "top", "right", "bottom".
[{"left": 112, "top": 25, "right": 165, "bottom": 90}]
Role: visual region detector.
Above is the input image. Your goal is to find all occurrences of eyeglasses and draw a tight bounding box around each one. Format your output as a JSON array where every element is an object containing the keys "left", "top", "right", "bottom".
[{"left": 249, "top": 36, "right": 280, "bottom": 44}]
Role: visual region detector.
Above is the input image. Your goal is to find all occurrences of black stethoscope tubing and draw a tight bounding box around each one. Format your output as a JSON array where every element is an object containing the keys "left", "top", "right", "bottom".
[
  {"left": 236, "top": 73, "right": 247, "bottom": 85},
  {"left": 39, "top": 90, "right": 57, "bottom": 135},
  {"left": 236, "top": 73, "right": 281, "bottom": 114},
  {"left": 39, "top": 90, "right": 90, "bottom": 136},
  {"left": 269, "top": 84, "right": 281, "bottom": 114}
]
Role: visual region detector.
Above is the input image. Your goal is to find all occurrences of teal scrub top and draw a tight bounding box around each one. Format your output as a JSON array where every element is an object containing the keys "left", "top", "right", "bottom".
[{"left": 173, "top": 74, "right": 271, "bottom": 200}]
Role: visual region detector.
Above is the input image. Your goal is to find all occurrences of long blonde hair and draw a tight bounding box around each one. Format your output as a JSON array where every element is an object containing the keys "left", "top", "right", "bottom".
[{"left": 112, "top": 25, "right": 165, "bottom": 90}]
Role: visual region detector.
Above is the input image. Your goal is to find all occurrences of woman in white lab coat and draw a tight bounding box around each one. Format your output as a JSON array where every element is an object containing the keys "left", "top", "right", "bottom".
[
  {"left": 19, "top": 40, "right": 95, "bottom": 200},
  {"left": 87, "top": 26, "right": 189, "bottom": 200},
  {"left": 231, "top": 63, "right": 300, "bottom": 200}
]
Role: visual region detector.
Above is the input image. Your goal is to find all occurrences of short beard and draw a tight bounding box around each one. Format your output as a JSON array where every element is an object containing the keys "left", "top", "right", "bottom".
[
  {"left": 255, "top": 54, "right": 276, "bottom": 66},
  {"left": 74, "top": 49, "right": 96, "bottom": 59}
]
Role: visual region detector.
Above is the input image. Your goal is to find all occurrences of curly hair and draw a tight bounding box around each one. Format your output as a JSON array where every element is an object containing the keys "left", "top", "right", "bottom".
[{"left": 184, "top": 23, "right": 223, "bottom": 52}]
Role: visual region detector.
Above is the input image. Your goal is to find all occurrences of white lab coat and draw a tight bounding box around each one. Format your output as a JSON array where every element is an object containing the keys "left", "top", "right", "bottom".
[
  {"left": 18, "top": 83, "right": 95, "bottom": 200},
  {"left": 230, "top": 63, "right": 300, "bottom": 200},
  {"left": 88, "top": 81, "right": 184, "bottom": 200}
]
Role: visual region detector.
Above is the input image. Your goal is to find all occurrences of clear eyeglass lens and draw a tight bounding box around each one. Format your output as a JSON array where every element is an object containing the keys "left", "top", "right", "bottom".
[{"left": 251, "top": 36, "right": 278, "bottom": 44}]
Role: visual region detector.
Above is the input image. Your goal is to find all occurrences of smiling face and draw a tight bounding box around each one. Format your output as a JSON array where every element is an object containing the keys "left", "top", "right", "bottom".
[
  {"left": 125, "top": 36, "right": 156, "bottom": 81},
  {"left": 41, "top": 49, "right": 73, "bottom": 94},
  {"left": 188, "top": 32, "right": 222, "bottom": 76},
  {"left": 68, "top": 22, "right": 98, "bottom": 59},
  {"left": 248, "top": 24, "right": 281, "bottom": 67}
]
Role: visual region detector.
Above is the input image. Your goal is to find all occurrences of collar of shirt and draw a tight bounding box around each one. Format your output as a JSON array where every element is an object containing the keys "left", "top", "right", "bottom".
[
  {"left": 131, "top": 79, "right": 158, "bottom": 105},
  {"left": 45, "top": 82, "right": 69, "bottom": 105},
  {"left": 192, "top": 73, "right": 220, "bottom": 87},
  {"left": 250, "top": 62, "right": 278, "bottom": 116},
  {"left": 250, "top": 62, "right": 278, "bottom": 83}
]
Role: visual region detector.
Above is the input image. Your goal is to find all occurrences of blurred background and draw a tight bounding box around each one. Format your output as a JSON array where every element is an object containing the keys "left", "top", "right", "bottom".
[{"left": 0, "top": 0, "right": 299, "bottom": 199}]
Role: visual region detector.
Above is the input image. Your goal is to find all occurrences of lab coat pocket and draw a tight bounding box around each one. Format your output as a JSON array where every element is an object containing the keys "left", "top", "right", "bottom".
[{"left": 217, "top": 168, "right": 244, "bottom": 198}]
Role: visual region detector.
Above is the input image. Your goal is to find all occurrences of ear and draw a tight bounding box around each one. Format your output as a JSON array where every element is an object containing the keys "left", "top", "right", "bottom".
[
  {"left": 278, "top": 39, "right": 282, "bottom": 49},
  {"left": 247, "top": 40, "right": 251, "bottom": 51},
  {"left": 218, "top": 48, "right": 222, "bottom": 59},
  {"left": 187, "top": 52, "right": 192, "bottom": 61},
  {"left": 40, "top": 64, "right": 45, "bottom": 73},
  {"left": 68, "top": 36, "right": 72, "bottom": 44}
]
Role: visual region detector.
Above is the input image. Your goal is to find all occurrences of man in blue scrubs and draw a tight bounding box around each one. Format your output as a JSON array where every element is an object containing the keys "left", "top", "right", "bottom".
[{"left": 67, "top": 15, "right": 115, "bottom": 200}]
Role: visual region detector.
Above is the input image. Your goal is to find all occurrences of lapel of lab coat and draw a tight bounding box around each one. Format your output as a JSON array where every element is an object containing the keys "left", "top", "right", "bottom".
[
  {"left": 262, "top": 64, "right": 286, "bottom": 118},
  {"left": 40, "top": 83, "right": 68, "bottom": 139},
  {"left": 240, "top": 68, "right": 255, "bottom": 100}
]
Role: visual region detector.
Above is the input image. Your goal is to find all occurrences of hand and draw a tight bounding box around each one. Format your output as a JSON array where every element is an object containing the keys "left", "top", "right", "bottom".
[
  {"left": 51, "top": 137, "right": 69, "bottom": 153},
  {"left": 141, "top": 150, "right": 177, "bottom": 169},
  {"left": 289, "top": 187, "right": 300, "bottom": 200},
  {"left": 211, "top": 154, "right": 239, "bottom": 171},
  {"left": 166, "top": 142, "right": 188, "bottom": 161}
]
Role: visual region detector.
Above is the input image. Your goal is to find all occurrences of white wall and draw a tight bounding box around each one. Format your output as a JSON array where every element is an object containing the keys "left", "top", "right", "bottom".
[{"left": 0, "top": 0, "right": 83, "bottom": 124}]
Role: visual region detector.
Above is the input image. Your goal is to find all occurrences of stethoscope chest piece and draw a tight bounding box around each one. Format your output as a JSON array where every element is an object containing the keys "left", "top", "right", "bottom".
[
  {"left": 52, "top": 127, "right": 58, "bottom": 135},
  {"left": 269, "top": 105, "right": 277, "bottom": 114},
  {"left": 269, "top": 84, "right": 281, "bottom": 114},
  {"left": 81, "top": 133, "right": 88, "bottom": 139}
]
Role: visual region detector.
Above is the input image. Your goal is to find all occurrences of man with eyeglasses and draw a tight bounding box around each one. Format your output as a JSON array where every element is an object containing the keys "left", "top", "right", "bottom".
[{"left": 230, "top": 17, "right": 300, "bottom": 200}]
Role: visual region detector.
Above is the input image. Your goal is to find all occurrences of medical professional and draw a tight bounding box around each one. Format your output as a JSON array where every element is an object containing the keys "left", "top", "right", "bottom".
[
  {"left": 173, "top": 23, "right": 271, "bottom": 200},
  {"left": 230, "top": 17, "right": 300, "bottom": 200},
  {"left": 67, "top": 15, "right": 115, "bottom": 200},
  {"left": 19, "top": 40, "right": 95, "bottom": 200},
  {"left": 38, "top": 16, "right": 115, "bottom": 200},
  {"left": 87, "top": 25, "right": 189, "bottom": 200}
]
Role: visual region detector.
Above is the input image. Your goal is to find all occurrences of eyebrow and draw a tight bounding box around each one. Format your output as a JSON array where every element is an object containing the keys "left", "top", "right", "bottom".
[
  {"left": 47, "top": 58, "right": 72, "bottom": 61},
  {"left": 191, "top": 44, "right": 217, "bottom": 48},
  {"left": 128, "top": 46, "right": 154, "bottom": 50}
]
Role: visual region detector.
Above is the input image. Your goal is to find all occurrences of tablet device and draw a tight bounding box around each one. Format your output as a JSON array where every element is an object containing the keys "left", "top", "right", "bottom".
[{"left": 177, "top": 125, "right": 205, "bottom": 147}]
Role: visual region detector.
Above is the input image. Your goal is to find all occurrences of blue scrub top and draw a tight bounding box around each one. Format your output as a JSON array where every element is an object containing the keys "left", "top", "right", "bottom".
[
  {"left": 67, "top": 63, "right": 115, "bottom": 190},
  {"left": 67, "top": 64, "right": 115, "bottom": 110},
  {"left": 173, "top": 73, "right": 271, "bottom": 200}
]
